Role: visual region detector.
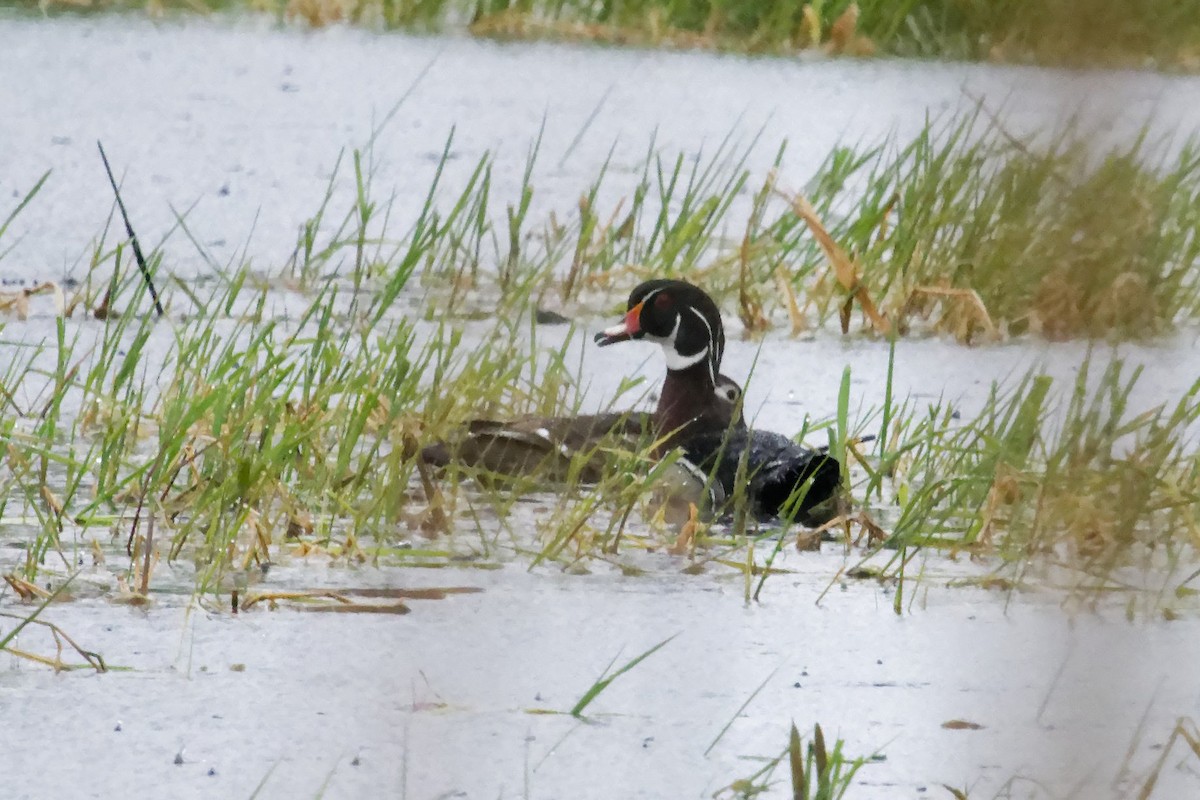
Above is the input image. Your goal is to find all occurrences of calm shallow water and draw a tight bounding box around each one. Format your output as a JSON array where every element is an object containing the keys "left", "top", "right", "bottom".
[
  {"left": 3, "top": 14, "right": 1200, "bottom": 282},
  {"left": 3, "top": 552, "right": 1199, "bottom": 799},
  {"left": 3, "top": 13, "right": 1200, "bottom": 800}
]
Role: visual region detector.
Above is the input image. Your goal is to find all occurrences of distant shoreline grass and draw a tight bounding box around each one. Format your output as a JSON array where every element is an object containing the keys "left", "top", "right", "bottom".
[{"left": 6, "top": 0, "right": 1200, "bottom": 70}]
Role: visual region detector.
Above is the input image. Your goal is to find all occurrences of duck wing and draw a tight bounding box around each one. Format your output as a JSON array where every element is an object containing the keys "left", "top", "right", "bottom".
[{"left": 421, "top": 412, "right": 651, "bottom": 483}]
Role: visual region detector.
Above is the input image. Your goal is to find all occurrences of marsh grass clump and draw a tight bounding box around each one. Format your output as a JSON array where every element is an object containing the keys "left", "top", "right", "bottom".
[
  {"left": 777, "top": 114, "right": 1200, "bottom": 341},
  {"left": 6, "top": 294, "right": 594, "bottom": 591},
  {"left": 390, "top": 127, "right": 785, "bottom": 337},
  {"left": 715, "top": 722, "right": 865, "bottom": 799},
  {"left": 873, "top": 355, "right": 1200, "bottom": 593},
  {"left": 0, "top": 149, "right": 605, "bottom": 595},
  {"left": 2, "top": 125, "right": 1200, "bottom": 603},
  {"left": 403, "top": 116, "right": 1200, "bottom": 344}
]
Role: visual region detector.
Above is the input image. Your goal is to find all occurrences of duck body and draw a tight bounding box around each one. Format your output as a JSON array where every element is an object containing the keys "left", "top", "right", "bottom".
[
  {"left": 424, "top": 278, "right": 737, "bottom": 480},
  {"left": 419, "top": 372, "right": 745, "bottom": 485},
  {"left": 419, "top": 411, "right": 650, "bottom": 484},
  {"left": 679, "top": 428, "right": 843, "bottom": 527}
]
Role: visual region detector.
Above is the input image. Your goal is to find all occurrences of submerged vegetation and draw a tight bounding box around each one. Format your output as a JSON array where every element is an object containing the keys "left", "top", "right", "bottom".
[
  {"left": 0, "top": 111, "right": 1197, "bottom": 617},
  {"left": 12, "top": 0, "right": 1200, "bottom": 68}
]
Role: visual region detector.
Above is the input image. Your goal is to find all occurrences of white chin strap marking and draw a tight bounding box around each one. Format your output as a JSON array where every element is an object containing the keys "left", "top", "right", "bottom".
[
  {"left": 663, "top": 345, "right": 708, "bottom": 371},
  {"left": 646, "top": 311, "right": 712, "bottom": 374}
]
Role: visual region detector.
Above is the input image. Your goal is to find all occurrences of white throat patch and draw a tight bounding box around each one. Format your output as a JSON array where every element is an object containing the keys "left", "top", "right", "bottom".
[
  {"left": 648, "top": 311, "right": 710, "bottom": 376},
  {"left": 663, "top": 344, "right": 708, "bottom": 371}
]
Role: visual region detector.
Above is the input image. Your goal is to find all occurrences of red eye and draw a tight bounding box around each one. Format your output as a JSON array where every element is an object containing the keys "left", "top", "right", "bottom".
[{"left": 654, "top": 293, "right": 673, "bottom": 310}]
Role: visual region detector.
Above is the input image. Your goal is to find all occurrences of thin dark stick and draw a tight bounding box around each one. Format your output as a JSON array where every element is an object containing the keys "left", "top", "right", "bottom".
[{"left": 97, "top": 141, "right": 164, "bottom": 317}]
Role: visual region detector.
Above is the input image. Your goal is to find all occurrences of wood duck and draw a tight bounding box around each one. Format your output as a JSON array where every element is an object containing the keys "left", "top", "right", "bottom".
[
  {"left": 421, "top": 278, "right": 846, "bottom": 528},
  {"left": 596, "top": 278, "right": 845, "bottom": 527},
  {"left": 419, "top": 373, "right": 744, "bottom": 486},
  {"left": 422, "top": 279, "right": 743, "bottom": 482},
  {"left": 677, "top": 428, "right": 843, "bottom": 527}
]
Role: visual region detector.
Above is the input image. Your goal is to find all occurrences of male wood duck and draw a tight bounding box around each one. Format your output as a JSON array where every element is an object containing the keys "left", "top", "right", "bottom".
[
  {"left": 421, "top": 278, "right": 845, "bottom": 527},
  {"left": 422, "top": 279, "right": 743, "bottom": 481},
  {"left": 595, "top": 278, "right": 845, "bottom": 527}
]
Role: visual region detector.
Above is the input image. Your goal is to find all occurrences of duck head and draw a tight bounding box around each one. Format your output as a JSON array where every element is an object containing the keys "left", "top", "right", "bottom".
[
  {"left": 594, "top": 279, "right": 724, "bottom": 385},
  {"left": 713, "top": 373, "right": 746, "bottom": 429},
  {"left": 596, "top": 279, "right": 738, "bottom": 448}
]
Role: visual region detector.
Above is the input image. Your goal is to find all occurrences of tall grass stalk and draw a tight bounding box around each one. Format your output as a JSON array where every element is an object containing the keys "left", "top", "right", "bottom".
[{"left": 569, "top": 633, "right": 677, "bottom": 717}]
